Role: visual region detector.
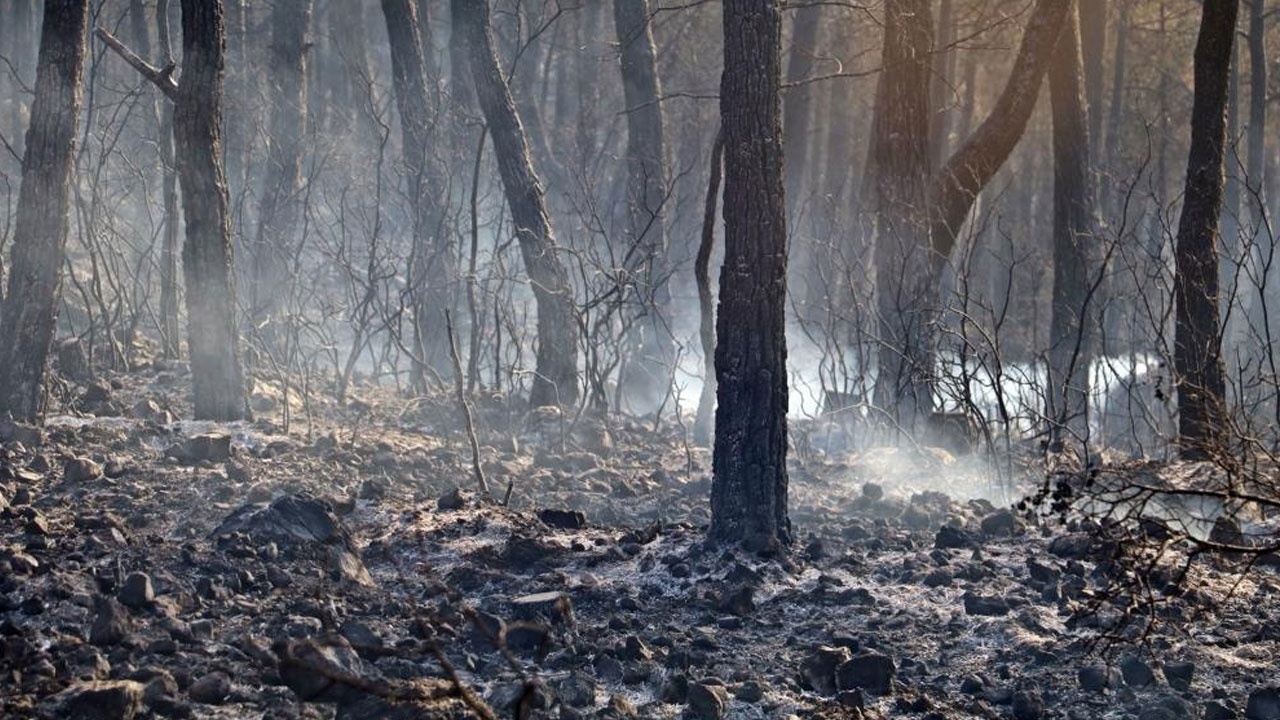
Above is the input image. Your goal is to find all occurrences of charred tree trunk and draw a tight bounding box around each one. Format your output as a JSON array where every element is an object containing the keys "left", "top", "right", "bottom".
[
  {"left": 156, "top": 0, "right": 181, "bottom": 359},
  {"left": 1079, "top": 0, "right": 1105, "bottom": 154},
  {"left": 175, "top": 0, "right": 247, "bottom": 421},
  {"left": 711, "top": 0, "right": 790, "bottom": 551},
  {"left": 382, "top": 0, "right": 454, "bottom": 385},
  {"left": 1173, "top": 0, "right": 1238, "bottom": 460},
  {"left": 783, "top": 1, "right": 820, "bottom": 213},
  {"left": 0, "top": 0, "right": 89, "bottom": 422},
  {"left": 613, "top": 0, "right": 673, "bottom": 410},
  {"left": 1243, "top": 0, "right": 1269, "bottom": 342},
  {"left": 928, "top": 0, "right": 955, "bottom": 167},
  {"left": 869, "top": 0, "right": 934, "bottom": 425},
  {"left": 452, "top": 0, "right": 579, "bottom": 408},
  {"left": 1047, "top": 4, "right": 1095, "bottom": 449},
  {"left": 252, "top": 0, "right": 312, "bottom": 343}
]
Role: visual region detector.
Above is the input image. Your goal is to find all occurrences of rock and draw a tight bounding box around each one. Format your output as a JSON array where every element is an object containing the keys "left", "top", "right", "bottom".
[
  {"left": 1163, "top": 661, "right": 1195, "bottom": 691},
  {"left": 1048, "top": 533, "right": 1097, "bottom": 559},
  {"left": 1206, "top": 700, "right": 1240, "bottom": 720},
  {"left": 1012, "top": 686, "right": 1044, "bottom": 720},
  {"left": 0, "top": 419, "right": 44, "bottom": 446},
  {"left": 1078, "top": 665, "right": 1119, "bottom": 692},
  {"left": 57, "top": 680, "right": 145, "bottom": 720},
  {"left": 538, "top": 508, "right": 586, "bottom": 529},
  {"left": 836, "top": 652, "right": 896, "bottom": 696},
  {"left": 981, "top": 509, "right": 1021, "bottom": 536},
  {"left": 1026, "top": 559, "right": 1060, "bottom": 585},
  {"left": 212, "top": 494, "right": 373, "bottom": 586},
  {"left": 557, "top": 671, "right": 597, "bottom": 708},
  {"left": 1120, "top": 655, "right": 1155, "bottom": 688},
  {"left": 862, "top": 483, "right": 884, "bottom": 502},
  {"left": 90, "top": 595, "right": 130, "bottom": 646},
  {"left": 1247, "top": 687, "right": 1280, "bottom": 720},
  {"left": 166, "top": 433, "right": 232, "bottom": 464},
  {"left": 935, "top": 525, "right": 974, "bottom": 550},
  {"left": 962, "top": 592, "right": 1010, "bottom": 616},
  {"left": 277, "top": 637, "right": 369, "bottom": 703},
  {"left": 686, "top": 682, "right": 728, "bottom": 720},
  {"left": 717, "top": 586, "right": 755, "bottom": 617},
  {"left": 800, "top": 645, "right": 852, "bottom": 696},
  {"left": 923, "top": 569, "right": 953, "bottom": 588},
  {"left": 130, "top": 399, "right": 172, "bottom": 423},
  {"left": 437, "top": 487, "right": 468, "bottom": 511},
  {"left": 118, "top": 572, "right": 155, "bottom": 608},
  {"left": 65, "top": 457, "right": 103, "bottom": 482},
  {"left": 188, "top": 672, "right": 232, "bottom": 704}
]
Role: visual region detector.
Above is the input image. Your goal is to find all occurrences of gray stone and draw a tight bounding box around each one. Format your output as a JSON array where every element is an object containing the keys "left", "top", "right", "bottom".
[
  {"left": 437, "top": 487, "right": 468, "bottom": 511},
  {"left": 1162, "top": 661, "right": 1195, "bottom": 691},
  {"left": 90, "top": 595, "right": 130, "bottom": 647},
  {"left": 963, "top": 592, "right": 1010, "bottom": 616},
  {"left": 800, "top": 645, "right": 852, "bottom": 696},
  {"left": 1012, "top": 686, "right": 1044, "bottom": 720},
  {"left": 1120, "top": 655, "right": 1155, "bottom": 688},
  {"left": 65, "top": 457, "right": 103, "bottom": 483},
  {"left": 981, "top": 509, "right": 1021, "bottom": 536},
  {"left": 1248, "top": 687, "right": 1280, "bottom": 720},
  {"left": 118, "top": 572, "right": 155, "bottom": 608},
  {"left": 836, "top": 652, "right": 895, "bottom": 696},
  {"left": 188, "top": 672, "right": 232, "bottom": 704}
]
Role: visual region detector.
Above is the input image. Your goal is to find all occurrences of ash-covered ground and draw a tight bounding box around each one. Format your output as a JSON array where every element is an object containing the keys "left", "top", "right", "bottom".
[{"left": 3, "top": 362, "right": 1280, "bottom": 720}]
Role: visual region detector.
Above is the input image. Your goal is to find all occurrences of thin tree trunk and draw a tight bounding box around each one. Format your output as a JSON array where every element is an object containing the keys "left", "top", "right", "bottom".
[
  {"left": 928, "top": 0, "right": 955, "bottom": 167},
  {"left": 452, "top": 0, "right": 579, "bottom": 408},
  {"left": 176, "top": 0, "right": 247, "bottom": 420},
  {"left": 783, "top": 2, "right": 820, "bottom": 213},
  {"left": 869, "top": 0, "right": 935, "bottom": 425},
  {"left": 382, "top": 0, "right": 454, "bottom": 385},
  {"left": 1047, "top": 3, "right": 1095, "bottom": 449},
  {"left": 711, "top": 0, "right": 790, "bottom": 551},
  {"left": 694, "top": 129, "right": 724, "bottom": 447},
  {"left": 0, "top": 0, "right": 90, "bottom": 422},
  {"left": 1173, "top": 0, "right": 1238, "bottom": 460},
  {"left": 157, "top": 0, "right": 181, "bottom": 359},
  {"left": 614, "top": 0, "right": 673, "bottom": 410},
  {"left": 1079, "top": 0, "right": 1105, "bottom": 154},
  {"left": 252, "top": 0, "right": 312, "bottom": 342}
]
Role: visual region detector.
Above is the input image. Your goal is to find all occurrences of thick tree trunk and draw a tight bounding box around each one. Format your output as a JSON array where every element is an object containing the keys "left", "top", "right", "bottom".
[
  {"left": 382, "top": 0, "right": 454, "bottom": 385},
  {"left": 0, "top": 0, "right": 89, "bottom": 422},
  {"left": 175, "top": 0, "right": 247, "bottom": 421},
  {"left": 452, "top": 0, "right": 579, "bottom": 408},
  {"left": 711, "top": 0, "right": 790, "bottom": 551},
  {"left": 928, "top": 0, "right": 955, "bottom": 167},
  {"left": 1173, "top": 0, "right": 1238, "bottom": 460},
  {"left": 1047, "top": 4, "right": 1095, "bottom": 449},
  {"left": 870, "top": 0, "right": 934, "bottom": 425},
  {"left": 252, "top": 0, "right": 312, "bottom": 342},
  {"left": 613, "top": 0, "right": 673, "bottom": 410}
]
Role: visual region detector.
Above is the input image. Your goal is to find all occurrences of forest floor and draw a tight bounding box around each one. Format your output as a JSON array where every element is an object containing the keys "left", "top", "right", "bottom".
[{"left": 3, "top": 358, "right": 1280, "bottom": 720}]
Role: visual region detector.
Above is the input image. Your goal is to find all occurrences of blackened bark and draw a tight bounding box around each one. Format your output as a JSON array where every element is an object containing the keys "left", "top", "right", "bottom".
[
  {"left": 927, "top": 0, "right": 955, "bottom": 166},
  {"left": 0, "top": 0, "right": 89, "bottom": 422},
  {"left": 1047, "top": 4, "right": 1095, "bottom": 448},
  {"left": 711, "top": 0, "right": 790, "bottom": 551},
  {"left": 694, "top": 129, "right": 724, "bottom": 447},
  {"left": 1173, "top": 0, "right": 1238, "bottom": 460},
  {"left": 614, "top": 0, "right": 673, "bottom": 406},
  {"left": 452, "top": 0, "right": 579, "bottom": 408},
  {"left": 175, "top": 0, "right": 247, "bottom": 420},
  {"left": 382, "top": 0, "right": 454, "bottom": 383},
  {"left": 252, "top": 0, "right": 312, "bottom": 338},
  {"left": 870, "top": 0, "right": 934, "bottom": 424},
  {"left": 1100, "top": 2, "right": 1129, "bottom": 219}
]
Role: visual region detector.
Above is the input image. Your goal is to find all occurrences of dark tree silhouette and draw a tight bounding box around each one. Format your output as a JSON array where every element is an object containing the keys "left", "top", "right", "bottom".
[
  {"left": 711, "top": 0, "right": 791, "bottom": 551},
  {"left": 0, "top": 0, "right": 90, "bottom": 422},
  {"left": 452, "top": 0, "right": 580, "bottom": 408},
  {"left": 1047, "top": 4, "right": 1096, "bottom": 448},
  {"left": 1173, "top": 0, "right": 1238, "bottom": 460}
]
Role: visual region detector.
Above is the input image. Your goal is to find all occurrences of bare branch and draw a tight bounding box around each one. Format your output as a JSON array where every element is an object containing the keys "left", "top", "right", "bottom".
[{"left": 93, "top": 26, "right": 179, "bottom": 102}]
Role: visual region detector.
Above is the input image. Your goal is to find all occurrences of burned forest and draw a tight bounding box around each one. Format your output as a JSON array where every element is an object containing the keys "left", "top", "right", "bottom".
[{"left": 8, "top": 0, "right": 1280, "bottom": 718}]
